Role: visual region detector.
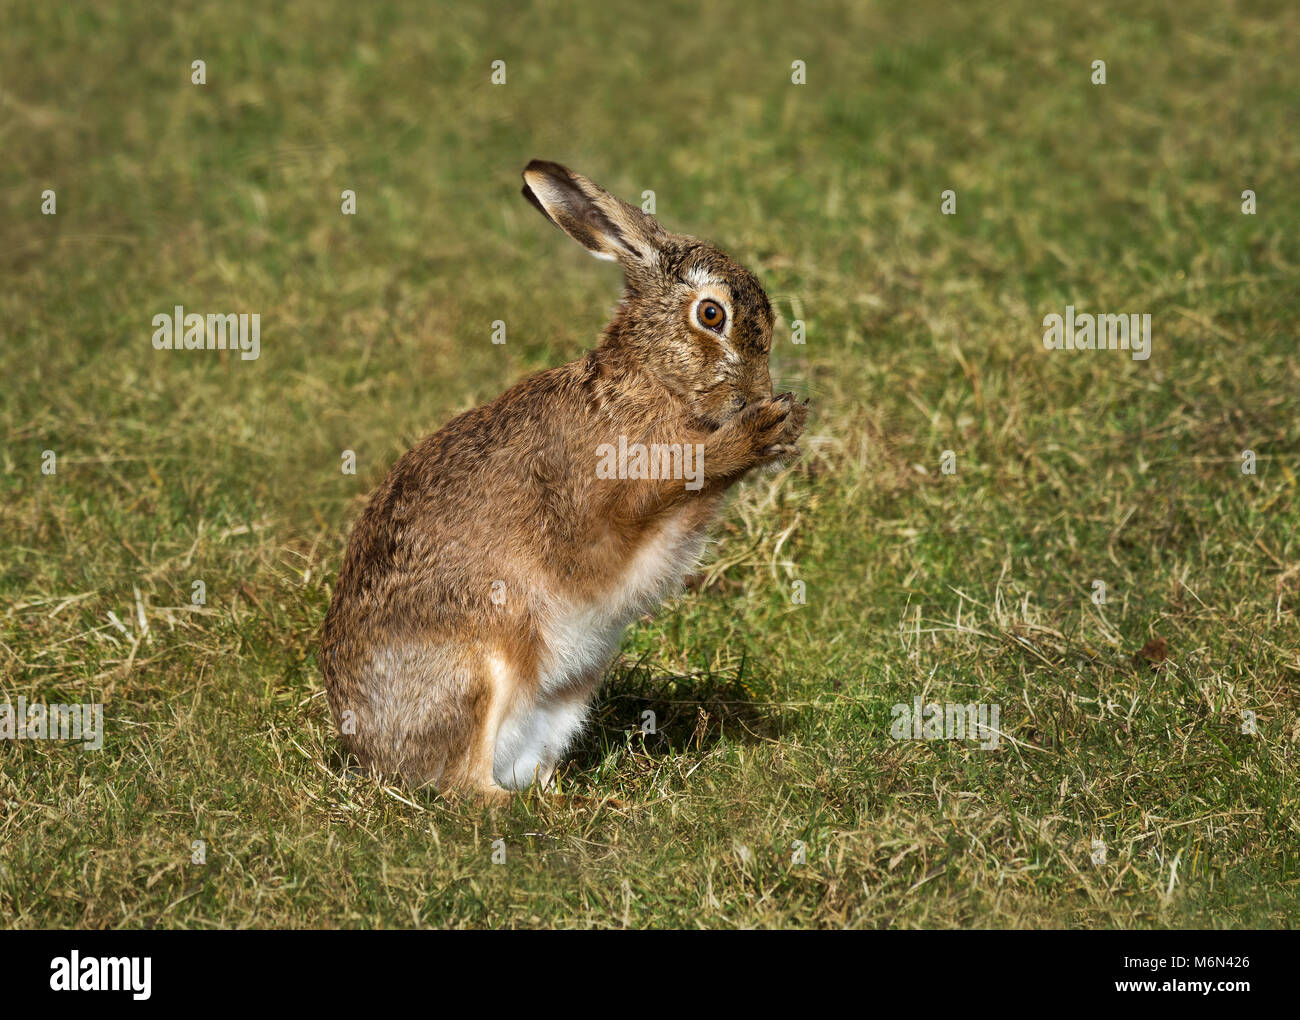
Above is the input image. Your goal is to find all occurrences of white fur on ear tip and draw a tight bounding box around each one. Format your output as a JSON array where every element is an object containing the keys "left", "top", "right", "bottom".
[{"left": 523, "top": 172, "right": 567, "bottom": 207}]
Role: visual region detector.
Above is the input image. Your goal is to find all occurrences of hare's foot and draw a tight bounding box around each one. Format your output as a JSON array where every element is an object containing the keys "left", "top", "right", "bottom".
[
  {"left": 492, "top": 693, "right": 589, "bottom": 792},
  {"left": 470, "top": 783, "right": 515, "bottom": 805}
]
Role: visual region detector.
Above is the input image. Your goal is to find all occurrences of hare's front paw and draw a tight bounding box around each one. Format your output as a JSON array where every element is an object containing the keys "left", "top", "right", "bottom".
[{"left": 747, "top": 392, "right": 808, "bottom": 464}]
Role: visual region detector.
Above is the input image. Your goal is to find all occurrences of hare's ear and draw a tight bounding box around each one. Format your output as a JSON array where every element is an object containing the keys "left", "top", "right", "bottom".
[{"left": 521, "top": 160, "right": 663, "bottom": 267}]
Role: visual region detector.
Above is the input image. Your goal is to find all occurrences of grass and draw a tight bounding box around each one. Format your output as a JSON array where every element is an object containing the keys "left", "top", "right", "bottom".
[{"left": 1, "top": 0, "right": 1298, "bottom": 928}]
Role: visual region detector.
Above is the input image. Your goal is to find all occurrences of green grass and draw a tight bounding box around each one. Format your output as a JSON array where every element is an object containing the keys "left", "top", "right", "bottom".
[{"left": 2, "top": 0, "right": 1298, "bottom": 928}]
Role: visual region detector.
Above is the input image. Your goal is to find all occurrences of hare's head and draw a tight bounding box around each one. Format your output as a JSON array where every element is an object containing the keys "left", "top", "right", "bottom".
[{"left": 522, "top": 160, "right": 775, "bottom": 428}]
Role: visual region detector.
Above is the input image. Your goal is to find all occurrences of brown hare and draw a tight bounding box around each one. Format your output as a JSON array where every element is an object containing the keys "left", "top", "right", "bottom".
[{"left": 321, "top": 160, "right": 807, "bottom": 798}]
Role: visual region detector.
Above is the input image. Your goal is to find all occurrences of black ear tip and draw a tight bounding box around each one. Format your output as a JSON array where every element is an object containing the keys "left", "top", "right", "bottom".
[{"left": 523, "top": 159, "right": 571, "bottom": 181}]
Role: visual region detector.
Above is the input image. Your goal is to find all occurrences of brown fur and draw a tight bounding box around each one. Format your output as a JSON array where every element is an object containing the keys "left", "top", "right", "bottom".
[{"left": 321, "top": 160, "right": 807, "bottom": 796}]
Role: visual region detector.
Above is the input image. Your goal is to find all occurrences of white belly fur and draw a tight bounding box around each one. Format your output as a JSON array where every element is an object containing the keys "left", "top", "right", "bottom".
[{"left": 492, "top": 512, "right": 707, "bottom": 789}]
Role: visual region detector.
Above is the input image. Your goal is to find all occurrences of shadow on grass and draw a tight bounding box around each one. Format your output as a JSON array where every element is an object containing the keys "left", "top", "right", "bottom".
[{"left": 564, "top": 654, "right": 801, "bottom": 773}]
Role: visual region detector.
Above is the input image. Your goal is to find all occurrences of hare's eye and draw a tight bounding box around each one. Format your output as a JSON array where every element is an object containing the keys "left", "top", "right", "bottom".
[{"left": 696, "top": 300, "right": 726, "bottom": 331}]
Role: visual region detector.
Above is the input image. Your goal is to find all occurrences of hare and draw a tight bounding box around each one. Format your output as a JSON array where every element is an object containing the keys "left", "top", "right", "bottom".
[{"left": 321, "top": 160, "right": 807, "bottom": 798}]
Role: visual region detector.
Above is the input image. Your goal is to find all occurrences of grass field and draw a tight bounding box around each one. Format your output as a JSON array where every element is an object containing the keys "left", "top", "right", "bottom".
[{"left": 2, "top": 0, "right": 1298, "bottom": 928}]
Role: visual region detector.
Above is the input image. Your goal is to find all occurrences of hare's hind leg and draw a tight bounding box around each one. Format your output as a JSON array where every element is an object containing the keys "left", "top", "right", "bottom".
[
  {"left": 352, "top": 641, "right": 512, "bottom": 799},
  {"left": 418, "top": 647, "right": 521, "bottom": 800}
]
